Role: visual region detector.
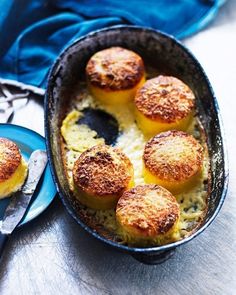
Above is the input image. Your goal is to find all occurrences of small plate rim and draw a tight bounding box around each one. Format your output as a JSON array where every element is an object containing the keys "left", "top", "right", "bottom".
[{"left": 0, "top": 123, "right": 57, "bottom": 227}]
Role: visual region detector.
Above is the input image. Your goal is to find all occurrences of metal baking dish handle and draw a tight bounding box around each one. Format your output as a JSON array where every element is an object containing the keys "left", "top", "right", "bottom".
[{"left": 131, "top": 248, "right": 176, "bottom": 264}]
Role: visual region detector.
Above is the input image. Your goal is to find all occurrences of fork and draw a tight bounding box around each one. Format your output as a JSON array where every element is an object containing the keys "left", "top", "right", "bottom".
[{"left": 0, "top": 83, "right": 29, "bottom": 123}]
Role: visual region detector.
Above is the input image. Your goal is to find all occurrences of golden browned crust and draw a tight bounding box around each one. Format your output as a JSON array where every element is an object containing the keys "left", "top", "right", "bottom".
[
  {"left": 143, "top": 130, "right": 203, "bottom": 182},
  {"left": 135, "top": 76, "right": 195, "bottom": 122},
  {"left": 73, "top": 145, "right": 133, "bottom": 196},
  {"left": 116, "top": 184, "right": 180, "bottom": 237},
  {"left": 86, "top": 47, "right": 145, "bottom": 91},
  {"left": 0, "top": 138, "right": 21, "bottom": 183}
]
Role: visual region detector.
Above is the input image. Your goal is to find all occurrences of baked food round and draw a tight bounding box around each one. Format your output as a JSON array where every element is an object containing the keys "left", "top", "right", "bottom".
[
  {"left": 73, "top": 144, "right": 134, "bottom": 210},
  {"left": 143, "top": 130, "right": 204, "bottom": 193},
  {"left": 86, "top": 47, "right": 145, "bottom": 104},
  {"left": 116, "top": 184, "right": 180, "bottom": 245},
  {"left": 134, "top": 75, "right": 195, "bottom": 135},
  {"left": 0, "top": 138, "right": 28, "bottom": 198}
]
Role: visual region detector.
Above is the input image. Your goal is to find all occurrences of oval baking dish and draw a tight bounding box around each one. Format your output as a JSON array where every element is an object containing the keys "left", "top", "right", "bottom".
[{"left": 45, "top": 25, "right": 228, "bottom": 264}]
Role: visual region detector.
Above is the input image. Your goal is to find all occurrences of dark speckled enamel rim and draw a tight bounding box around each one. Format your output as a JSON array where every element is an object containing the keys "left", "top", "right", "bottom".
[{"left": 45, "top": 25, "right": 229, "bottom": 256}]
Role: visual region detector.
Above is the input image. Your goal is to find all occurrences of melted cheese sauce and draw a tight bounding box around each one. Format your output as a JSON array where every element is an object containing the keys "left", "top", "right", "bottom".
[{"left": 61, "top": 81, "right": 210, "bottom": 246}]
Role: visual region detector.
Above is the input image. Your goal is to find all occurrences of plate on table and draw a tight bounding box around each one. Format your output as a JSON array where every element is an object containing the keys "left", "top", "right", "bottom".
[{"left": 0, "top": 124, "right": 57, "bottom": 226}]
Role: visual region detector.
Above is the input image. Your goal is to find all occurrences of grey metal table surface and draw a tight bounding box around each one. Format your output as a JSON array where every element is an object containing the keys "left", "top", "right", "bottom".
[{"left": 0, "top": 2, "right": 236, "bottom": 294}]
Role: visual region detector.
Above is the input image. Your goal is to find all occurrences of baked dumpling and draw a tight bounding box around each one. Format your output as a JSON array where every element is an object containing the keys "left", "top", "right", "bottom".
[
  {"left": 0, "top": 138, "right": 28, "bottom": 198},
  {"left": 86, "top": 47, "right": 145, "bottom": 104},
  {"left": 135, "top": 76, "right": 195, "bottom": 136},
  {"left": 143, "top": 130, "right": 204, "bottom": 194},
  {"left": 116, "top": 184, "right": 180, "bottom": 245},
  {"left": 73, "top": 144, "right": 134, "bottom": 210}
]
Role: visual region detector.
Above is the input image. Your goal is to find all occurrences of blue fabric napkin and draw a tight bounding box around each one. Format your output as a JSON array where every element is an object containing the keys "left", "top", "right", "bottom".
[{"left": 0, "top": 0, "right": 224, "bottom": 88}]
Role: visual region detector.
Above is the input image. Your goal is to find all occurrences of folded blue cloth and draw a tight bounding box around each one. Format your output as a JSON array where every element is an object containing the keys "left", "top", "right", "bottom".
[{"left": 0, "top": 0, "right": 224, "bottom": 88}]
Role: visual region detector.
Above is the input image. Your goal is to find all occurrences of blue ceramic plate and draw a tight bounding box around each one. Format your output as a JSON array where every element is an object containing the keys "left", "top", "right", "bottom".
[{"left": 0, "top": 124, "right": 56, "bottom": 226}]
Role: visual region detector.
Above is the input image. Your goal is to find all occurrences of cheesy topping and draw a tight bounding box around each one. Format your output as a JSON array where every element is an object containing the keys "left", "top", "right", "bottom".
[
  {"left": 86, "top": 47, "right": 145, "bottom": 90},
  {"left": 135, "top": 76, "right": 195, "bottom": 122},
  {"left": 61, "top": 81, "right": 209, "bottom": 246}
]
